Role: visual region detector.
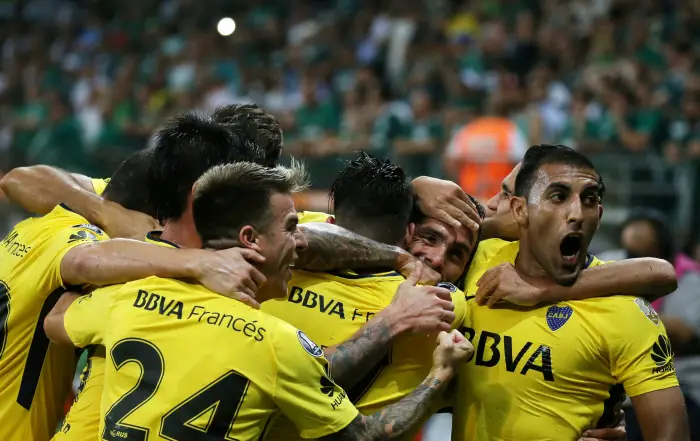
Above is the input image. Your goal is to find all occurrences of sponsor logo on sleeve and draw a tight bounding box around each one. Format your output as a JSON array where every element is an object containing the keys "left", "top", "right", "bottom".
[
  {"left": 297, "top": 330, "right": 323, "bottom": 357},
  {"left": 72, "top": 224, "right": 104, "bottom": 236},
  {"left": 650, "top": 335, "right": 675, "bottom": 374},
  {"left": 635, "top": 298, "right": 660, "bottom": 325},
  {"left": 67, "top": 230, "right": 98, "bottom": 244},
  {"left": 437, "top": 282, "right": 457, "bottom": 292}
]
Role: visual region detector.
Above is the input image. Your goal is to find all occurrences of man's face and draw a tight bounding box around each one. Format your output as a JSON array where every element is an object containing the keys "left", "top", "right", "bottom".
[
  {"left": 486, "top": 163, "right": 520, "bottom": 218},
  {"left": 621, "top": 220, "right": 659, "bottom": 258},
  {"left": 408, "top": 218, "right": 478, "bottom": 283},
  {"left": 256, "top": 193, "right": 308, "bottom": 297},
  {"left": 515, "top": 163, "right": 601, "bottom": 286}
]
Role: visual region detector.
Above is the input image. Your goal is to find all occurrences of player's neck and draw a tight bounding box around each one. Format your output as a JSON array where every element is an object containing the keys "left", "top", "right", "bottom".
[
  {"left": 514, "top": 241, "right": 555, "bottom": 285},
  {"left": 160, "top": 219, "right": 202, "bottom": 249}
]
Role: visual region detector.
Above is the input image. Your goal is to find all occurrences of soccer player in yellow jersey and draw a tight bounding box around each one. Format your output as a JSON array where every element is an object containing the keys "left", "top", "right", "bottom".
[
  {"left": 0, "top": 128, "right": 278, "bottom": 441},
  {"left": 452, "top": 144, "right": 689, "bottom": 441},
  {"left": 263, "top": 153, "right": 475, "bottom": 441},
  {"left": 44, "top": 161, "right": 474, "bottom": 441},
  {"left": 51, "top": 110, "right": 451, "bottom": 441}
]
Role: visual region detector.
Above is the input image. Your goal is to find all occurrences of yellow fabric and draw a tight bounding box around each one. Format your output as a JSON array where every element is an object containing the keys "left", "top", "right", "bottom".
[
  {"left": 262, "top": 269, "right": 468, "bottom": 441},
  {"left": 55, "top": 231, "right": 177, "bottom": 441},
  {"left": 0, "top": 205, "right": 109, "bottom": 441},
  {"left": 90, "top": 178, "right": 110, "bottom": 196},
  {"left": 298, "top": 211, "right": 332, "bottom": 224},
  {"left": 452, "top": 241, "right": 680, "bottom": 441},
  {"left": 461, "top": 238, "right": 511, "bottom": 294},
  {"left": 62, "top": 276, "right": 358, "bottom": 440}
]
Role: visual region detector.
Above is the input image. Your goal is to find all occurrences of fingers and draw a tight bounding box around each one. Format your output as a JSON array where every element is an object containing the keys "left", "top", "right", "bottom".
[
  {"left": 485, "top": 280, "right": 502, "bottom": 309},
  {"left": 418, "top": 266, "right": 441, "bottom": 285},
  {"left": 474, "top": 269, "right": 498, "bottom": 305},
  {"left": 234, "top": 293, "right": 261, "bottom": 310},
  {"left": 405, "top": 261, "right": 423, "bottom": 286},
  {"left": 237, "top": 248, "right": 266, "bottom": 264},
  {"left": 579, "top": 427, "right": 626, "bottom": 441},
  {"left": 440, "top": 203, "right": 480, "bottom": 231},
  {"left": 451, "top": 329, "right": 466, "bottom": 343},
  {"left": 446, "top": 195, "right": 482, "bottom": 226},
  {"left": 425, "top": 287, "right": 454, "bottom": 303},
  {"left": 437, "top": 330, "right": 452, "bottom": 346},
  {"left": 248, "top": 267, "right": 267, "bottom": 289}
]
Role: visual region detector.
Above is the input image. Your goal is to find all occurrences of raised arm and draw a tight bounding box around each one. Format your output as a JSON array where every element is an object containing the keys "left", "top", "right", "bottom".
[
  {"left": 297, "top": 223, "right": 440, "bottom": 284},
  {"left": 61, "top": 240, "right": 265, "bottom": 307},
  {"left": 631, "top": 388, "right": 689, "bottom": 441},
  {"left": 0, "top": 166, "right": 95, "bottom": 214},
  {"left": 0, "top": 165, "right": 158, "bottom": 239},
  {"left": 322, "top": 330, "right": 472, "bottom": 441},
  {"left": 475, "top": 258, "right": 677, "bottom": 307},
  {"left": 324, "top": 264, "right": 454, "bottom": 389}
]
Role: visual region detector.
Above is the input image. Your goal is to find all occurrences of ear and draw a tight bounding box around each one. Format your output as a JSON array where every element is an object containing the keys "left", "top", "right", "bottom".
[
  {"left": 403, "top": 223, "right": 416, "bottom": 248},
  {"left": 326, "top": 215, "right": 336, "bottom": 224},
  {"left": 510, "top": 195, "right": 528, "bottom": 227},
  {"left": 239, "top": 225, "right": 261, "bottom": 252},
  {"left": 597, "top": 204, "right": 604, "bottom": 230}
]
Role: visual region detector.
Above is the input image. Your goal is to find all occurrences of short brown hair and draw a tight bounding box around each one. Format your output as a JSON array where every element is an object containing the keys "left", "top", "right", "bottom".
[
  {"left": 192, "top": 161, "right": 309, "bottom": 247},
  {"left": 210, "top": 104, "right": 283, "bottom": 167}
]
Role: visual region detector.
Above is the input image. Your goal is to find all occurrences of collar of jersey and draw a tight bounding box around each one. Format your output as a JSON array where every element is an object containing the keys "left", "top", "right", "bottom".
[{"left": 145, "top": 230, "right": 180, "bottom": 248}]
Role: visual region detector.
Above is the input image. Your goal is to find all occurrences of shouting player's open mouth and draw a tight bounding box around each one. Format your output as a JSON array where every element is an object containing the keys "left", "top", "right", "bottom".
[{"left": 560, "top": 233, "right": 583, "bottom": 267}]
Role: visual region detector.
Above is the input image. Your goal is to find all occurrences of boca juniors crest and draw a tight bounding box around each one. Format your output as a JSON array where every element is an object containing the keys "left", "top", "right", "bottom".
[{"left": 546, "top": 305, "right": 573, "bottom": 331}]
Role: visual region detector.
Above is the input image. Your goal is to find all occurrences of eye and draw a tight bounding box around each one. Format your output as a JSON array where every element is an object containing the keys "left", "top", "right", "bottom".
[
  {"left": 448, "top": 249, "right": 467, "bottom": 264},
  {"left": 583, "top": 194, "right": 598, "bottom": 205},
  {"left": 551, "top": 193, "right": 565, "bottom": 202},
  {"left": 420, "top": 233, "right": 438, "bottom": 244}
]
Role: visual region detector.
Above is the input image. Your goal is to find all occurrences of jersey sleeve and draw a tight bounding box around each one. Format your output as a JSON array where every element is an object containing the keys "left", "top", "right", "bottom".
[
  {"left": 63, "top": 285, "right": 118, "bottom": 348},
  {"left": 41, "top": 222, "right": 109, "bottom": 289},
  {"left": 607, "top": 297, "right": 680, "bottom": 397},
  {"left": 91, "top": 178, "right": 110, "bottom": 196},
  {"left": 451, "top": 288, "right": 469, "bottom": 330},
  {"left": 462, "top": 239, "right": 511, "bottom": 294},
  {"left": 298, "top": 211, "right": 332, "bottom": 224},
  {"left": 272, "top": 326, "right": 359, "bottom": 439}
]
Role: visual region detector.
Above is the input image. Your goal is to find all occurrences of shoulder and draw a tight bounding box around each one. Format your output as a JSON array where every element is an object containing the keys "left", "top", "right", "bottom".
[
  {"left": 473, "top": 238, "right": 513, "bottom": 261},
  {"left": 263, "top": 312, "right": 325, "bottom": 357},
  {"left": 573, "top": 295, "right": 663, "bottom": 328}
]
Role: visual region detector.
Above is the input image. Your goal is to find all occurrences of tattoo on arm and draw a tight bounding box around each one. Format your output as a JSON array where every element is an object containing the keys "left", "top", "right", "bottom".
[
  {"left": 297, "top": 223, "right": 402, "bottom": 272},
  {"left": 324, "top": 316, "right": 393, "bottom": 390},
  {"left": 321, "top": 377, "right": 445, "bottom": 441}
]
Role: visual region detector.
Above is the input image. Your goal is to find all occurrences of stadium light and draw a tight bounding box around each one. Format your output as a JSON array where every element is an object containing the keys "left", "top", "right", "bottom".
[{"left": 217, "top": 17, "right": 236, "bottom": 36}]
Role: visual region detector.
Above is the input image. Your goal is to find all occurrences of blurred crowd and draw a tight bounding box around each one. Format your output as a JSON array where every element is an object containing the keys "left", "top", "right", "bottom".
[{"left": 2, "top": 0, "right": 700, "bottom": 183}]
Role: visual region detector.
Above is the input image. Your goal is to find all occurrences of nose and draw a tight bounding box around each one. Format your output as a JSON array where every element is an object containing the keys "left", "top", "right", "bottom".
[
  {"left": 422, "top": 250, "right": 446, "bottom": 274},
  {"left": 295, "top": 230, "right": 308, "bottom": 252},
  {"left": 567, "top": 197, "right": 584, "bottom": 227},
  {"left": 486, "top": 194, "right": 499, "bottom": 214}
]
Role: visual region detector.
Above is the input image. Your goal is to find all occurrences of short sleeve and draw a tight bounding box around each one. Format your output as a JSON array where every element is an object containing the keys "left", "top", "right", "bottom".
[
  {"left": 40, "top": 219, "right": 109, "bottom": 289},
  {"left": 91, "top": 178, "right": 110, "bottom": 196},
  {"left": 462, "top": 239, "right": 511, "bottom": 294},
  {"left": 272, "top": 326, "right": 358, "bottom": 439},
  {"left": 607, "top": 297, "right": 680, "bottom": 397},
  {"left": 64, "top": 285, "right": 118, "bottom": 348},
  {"left": 298, "top": 211, "right": 332, "bottom": 224}
]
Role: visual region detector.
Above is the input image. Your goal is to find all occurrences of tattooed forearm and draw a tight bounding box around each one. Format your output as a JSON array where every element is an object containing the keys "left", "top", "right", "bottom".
[
  {"left": 321, "top": 376, "right": 448, "bottom": 441},
  {"left": 324, "top": 315, "right": 394, "bottom": 389},
  {"left": 297, "top": 223, "right": 405, "bottom": 272}
]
